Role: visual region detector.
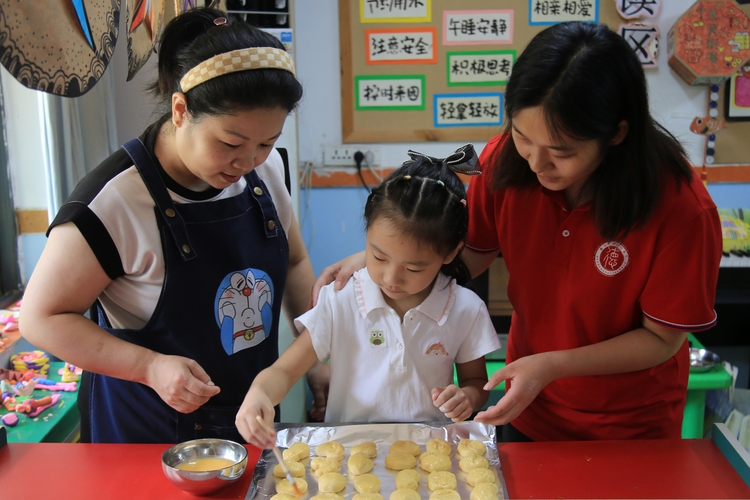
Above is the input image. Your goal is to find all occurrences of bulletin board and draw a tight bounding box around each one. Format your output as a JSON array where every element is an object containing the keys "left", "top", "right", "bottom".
[
  {"left": 339, "top": 0, "right": 627, "bottom": 143},
  {"left": 713, "top": 2, "right": 750, "bottom": 166}
]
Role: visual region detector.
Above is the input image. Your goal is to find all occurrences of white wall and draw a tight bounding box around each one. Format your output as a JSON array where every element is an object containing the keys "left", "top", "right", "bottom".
[{"left": 294, "top": 1, "right": 708, "bottom": 168}]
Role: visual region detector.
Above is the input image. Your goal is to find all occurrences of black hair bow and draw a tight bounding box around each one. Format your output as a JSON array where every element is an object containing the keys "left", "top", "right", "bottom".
[{"left": 406, "top": 144, "right": 481, "bottom": 176}]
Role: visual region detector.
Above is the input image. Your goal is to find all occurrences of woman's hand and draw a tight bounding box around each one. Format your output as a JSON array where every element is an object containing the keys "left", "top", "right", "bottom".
[
  {"left": 474, "top": 353, "right": 555, "bottom": 426},
  {"left": 306, "top": 360, "right": 330, "bottom": 421},
  {"left": 310, "top": 251, "right": 366, "bottom": 307},
  {"left": 235, "top": 388, "right": 277, "bottom": 449},
  {"left": 144, "top": 354, "right": 221, "bottom": 414},
  {"left": 431, "top": 385, "right": 473, "bottom": 422}
]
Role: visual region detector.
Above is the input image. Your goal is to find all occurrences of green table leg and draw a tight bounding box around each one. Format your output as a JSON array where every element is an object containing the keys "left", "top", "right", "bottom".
[{"left": 683, "top": 390, "right": 706, "bottom": 439}]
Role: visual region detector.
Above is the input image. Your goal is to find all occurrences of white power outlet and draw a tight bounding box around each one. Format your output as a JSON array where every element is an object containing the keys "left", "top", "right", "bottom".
[{"left": 323, "top": 146, "right": 380, "bottom": 167}]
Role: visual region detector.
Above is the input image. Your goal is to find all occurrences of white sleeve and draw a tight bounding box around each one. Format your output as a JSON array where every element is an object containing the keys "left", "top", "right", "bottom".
[
  {"left": 294, "top": 282, "right": 336, "bottom": 363},
  {"left": 254, "top": 148, "right": 292, "bottom": 235},
  {"left": 454, "top": 291, "right": 502, "bottom": 364}
]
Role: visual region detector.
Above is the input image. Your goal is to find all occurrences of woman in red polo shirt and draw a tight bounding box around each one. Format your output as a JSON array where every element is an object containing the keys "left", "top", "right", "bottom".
[{"left": 314, "top": 21, "right": 722, "bottom": 441}]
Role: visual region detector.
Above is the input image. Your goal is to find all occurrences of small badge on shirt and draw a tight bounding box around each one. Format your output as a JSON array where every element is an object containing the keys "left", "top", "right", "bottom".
[
  {"left": 594, "top": 241, "right": 630, "bottom": 277},
  {"left": 369, "top": 330, "right": 385, "bottom": 346},
  {"left": 425, "top": 342, "right": 449, "bottom": 357}
]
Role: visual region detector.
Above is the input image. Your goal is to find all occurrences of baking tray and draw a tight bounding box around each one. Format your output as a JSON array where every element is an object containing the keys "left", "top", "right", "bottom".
[{"left": 246, "top": 421, "right": 506, "bottom": 499}]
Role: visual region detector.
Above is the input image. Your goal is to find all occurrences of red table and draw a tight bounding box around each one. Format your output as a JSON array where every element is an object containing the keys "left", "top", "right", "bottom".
[
  {"left": 1, "top": 435, "right": 748, "bottom": 499},
  {"left": 0, "top": 442, "right": 263, "bottom": 499},
  {"left": 499, "top": 438, "right": 749, "bottom": 499}
]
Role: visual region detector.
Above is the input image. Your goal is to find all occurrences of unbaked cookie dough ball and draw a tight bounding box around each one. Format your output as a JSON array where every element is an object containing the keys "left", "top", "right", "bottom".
[
  {"left": 389, "top": 440, "right": 421, "bottom": 456},
  {"left": 348, "top": 452, "right": 374, "bottom": 475},
  {"left": 426, "top": 438, "right": 452, "bottom": 456},
  {"left": 316, "top": 441, "right": 345, "bottom": 460},
  {"left": 310, "top": 494, "right": 344, "bottom": 500},
  {"left": 457, "top": 439, "right": 486, "bottom": 458},
  {"left": 273, "top": 460, "right": 306, "bottom": 478},
  {"left": 470, "top": 482, "right": 500, "bottom": 500},
  {"left": 270, "top": 495, "right": 297, "bottom": 500},
  {"left": 429, "top": 489, "right": 461, "bottom": 500},
  {"left": 466, "top": 467, "right": 496, "bottom": 487},
  {"left": 459, "top": 455, "right": 489, "bottom": 472},
  {"left": 351, "top": 441, "right": 378, "bottom": 458},
  {"left": 311, "top": 457, "right": 340, "bottom": 477},
  {"left": 395, "top": 469, "right": 420, "bottom": 490},
  {"left": 283, "top": 442, "right": 311, "bottom": 461},
  {"left": 427, "top": 471, "right": 457, "bottom": 491},
  {"left": 389, "top": 489, "right": 421, "bottom": 500},
  {"left": 317, "top": 472, "right": 347, "bottom": 493},
  {"left": 419, "top": 452, "right": 452, "bottom": 472},
  {"left": 275, "top": 478, "right": 308, "bottom": 496},
  {"left": 385, "top": 452, "right": 417, "bottom": 470},
  {"left": 353, "top": 473, "right": 381, "bottom": 493},
  {"left": 353, "top": 494, "right": 384, "bottom": 500}
]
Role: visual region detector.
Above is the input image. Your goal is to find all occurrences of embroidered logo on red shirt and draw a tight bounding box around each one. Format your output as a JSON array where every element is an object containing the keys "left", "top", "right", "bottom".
[{"left": 594, "top": 242, "right": 629, "bottom": 276}]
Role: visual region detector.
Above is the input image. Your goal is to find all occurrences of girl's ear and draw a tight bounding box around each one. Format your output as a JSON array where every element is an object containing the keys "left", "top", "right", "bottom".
[
  {"left": 443, "top": 242, "right": 464, "bottom": 264},
  {"left": 610, "top": 120, "right": 629, "bottom": 145},
  {"left": 172, "top": 92, "right": 189, "bottom": 127}
]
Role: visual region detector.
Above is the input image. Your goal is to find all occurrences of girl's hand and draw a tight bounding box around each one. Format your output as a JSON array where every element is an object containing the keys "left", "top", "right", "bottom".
[
  {"left": 474, "top": 353, "right": 555, "bottom": 426},
  {"left": 145, "top": 354, "right": 221, "bottom": 414},
  {"left": 431, "top": 385, "right": 472, "bottom": 422},
  {"left": 235, "top": 388, "right": 277, "bottom": 449}
]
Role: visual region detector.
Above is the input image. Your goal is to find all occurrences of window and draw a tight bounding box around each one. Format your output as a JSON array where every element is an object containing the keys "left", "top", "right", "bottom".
[{"left": 0, "top": 82, "right": 21, "bottom": 308}]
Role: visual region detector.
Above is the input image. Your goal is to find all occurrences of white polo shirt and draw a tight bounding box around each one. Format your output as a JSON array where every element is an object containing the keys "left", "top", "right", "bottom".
[{"left": 295, "top": 268, "right": 501, "bottom": 423}]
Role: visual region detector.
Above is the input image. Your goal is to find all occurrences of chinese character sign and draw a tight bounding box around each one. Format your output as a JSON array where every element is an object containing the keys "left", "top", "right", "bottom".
[
  {"left": 443, "top": 10, "right": 514, "bottom": 45},
  {"left": 529, "top": 0, "right": 599, "bottom": 25},
  {"left": 447, "top": 51, "right": 516, "bottom": 85},
  {"left": 619, "top": 23, "right": 659, "bottom": 67},
  {"left": 366, "top": 28, "right": 438, "bottom": 64},
  {"left": 356, "top": 75, "right": 426, "bottom": 110},
  {"left": 615, "top": 0, "right": 661, "bottom": 20},
  {"left": 361, "top": 0, "right": 431, "bottom": 23},
  {"left": 434, "top": 93, "right": 503, "bottom": 127}
]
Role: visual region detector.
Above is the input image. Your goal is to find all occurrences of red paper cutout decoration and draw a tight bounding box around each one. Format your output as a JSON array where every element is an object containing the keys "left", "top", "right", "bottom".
[{"left": 667, "top": 0, "right": 750, "bottom": 86}]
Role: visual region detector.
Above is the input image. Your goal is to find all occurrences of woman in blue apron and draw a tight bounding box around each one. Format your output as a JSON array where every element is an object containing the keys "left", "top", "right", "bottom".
[{"left": 20, "top": 7, "right": 328, "bottom": 443}]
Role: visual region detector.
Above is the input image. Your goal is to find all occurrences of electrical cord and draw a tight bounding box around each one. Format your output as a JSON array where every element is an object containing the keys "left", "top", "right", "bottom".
[
  {"left": 365, "top": 150, "right": 383, "bottom": 184},
  {"left": 354, "top": 150, "right": 370, "bottom": 192},
  {"left": 299, "top": 160, "right": 315, "bottom": 249}
]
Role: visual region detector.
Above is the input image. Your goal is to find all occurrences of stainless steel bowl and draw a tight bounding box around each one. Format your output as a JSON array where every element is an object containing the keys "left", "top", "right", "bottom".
[
  {"left": 689, "top": 348, "right": 721, "bottom": 373},
  {"left": 161, "top": 438, "right": 248, "bottom": 496}
]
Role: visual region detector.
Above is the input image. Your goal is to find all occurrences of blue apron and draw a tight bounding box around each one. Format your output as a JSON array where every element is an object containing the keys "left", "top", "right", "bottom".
[{"left": 86, "top": 138, "right": 288, "bottom": 443}]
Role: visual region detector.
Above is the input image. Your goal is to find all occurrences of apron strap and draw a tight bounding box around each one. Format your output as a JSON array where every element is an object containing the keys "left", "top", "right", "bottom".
[
  {"left": 244, "top": 169, "right": 281, "bottom": 239},
  {"left": 121, "top": 138, "right": 197, "bottom": 261}
]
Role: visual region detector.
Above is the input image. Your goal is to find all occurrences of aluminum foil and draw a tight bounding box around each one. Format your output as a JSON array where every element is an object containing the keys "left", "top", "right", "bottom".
[{"left": 246, "top": 421, "right": 506, "bottom": 499}]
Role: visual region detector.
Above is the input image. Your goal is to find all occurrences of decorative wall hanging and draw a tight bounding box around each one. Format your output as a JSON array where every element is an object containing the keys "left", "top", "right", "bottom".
[
  {"left": 725, "top": 62, "right": 750, "bottom": 120},
  {"left": 667, "top": 0, "right": 750, "bottom": 86},
  {"left": 0, "top": 0, "right": 223, "bottom": 97},
  {"left": 0, "top": 0, "right": 120, "bottom": 97}
]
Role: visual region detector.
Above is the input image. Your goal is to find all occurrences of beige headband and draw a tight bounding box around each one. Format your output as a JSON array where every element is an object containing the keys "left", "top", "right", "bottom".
[{"left": 179, "top": 47, "right": 296, "bottom": 93}]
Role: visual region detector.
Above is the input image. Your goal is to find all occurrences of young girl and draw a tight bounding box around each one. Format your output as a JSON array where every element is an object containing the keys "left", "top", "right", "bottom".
[
  {"left": 237, "top": 146, "right": 502, "bottom": 448},
  {"left": 314, "top": 21, "right": 722, "bottom": 442},
  {"left": 19, "top": 7, "right": 327, "bottom": 443}
]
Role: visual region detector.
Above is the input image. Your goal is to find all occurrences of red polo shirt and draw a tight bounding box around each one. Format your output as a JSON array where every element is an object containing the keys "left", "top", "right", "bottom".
[{"left": 467, "top": 134, "right": 722, "bottom": 441}]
